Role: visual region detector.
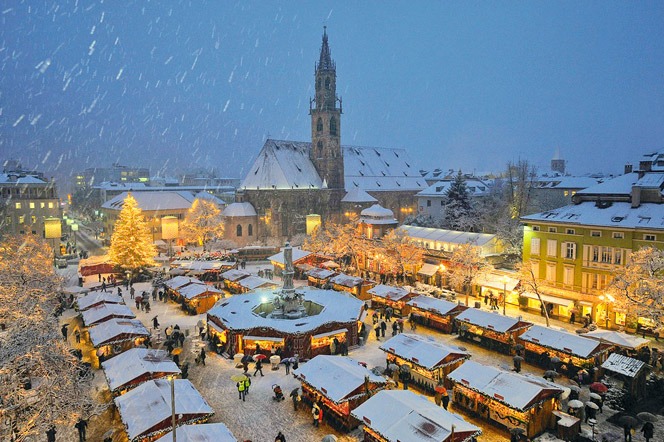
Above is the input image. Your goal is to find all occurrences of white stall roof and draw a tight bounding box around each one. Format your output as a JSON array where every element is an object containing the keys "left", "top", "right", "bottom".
[
  {"left": 77, "top": 292, "right": 123, "bottom": 311},
  {"left": 455, "top": 308, "right": 532, "bottom": 333},
  {"left": 238, "top": 275, "right": 279, "bottom": 290},
  {"left": 520, "top": 325, "right": 608, "bottom": 358},
  {"left": 583, "top": 330, "right": 649, "bottom": 350},
  {"left": 407, "top": 295, "right": 463, "bottom": 316},
  {"left": 178, "top": 283, "right": 222, "bottom": 300},
  {"left": 268, "top": 247, "right": 312, "bottom": 264},
  {"left": 307, "top": 267, "right": 337, "bottom": 280},
  {"left": 380, "top": 334, "right": 470, "bottom": 370},
  {"left": 367, "top": 284, "right": 412, "bottom": 302},
  {"left": 330, "top": 273, "right": 364, "bottom": 288},
  {"left": 417, "top": 263, "right": 439, "bottom": 276},
  {"left": 220, "top": 269, "right": 251, "bottom": 282},
  {"left": 448, "top": 361, "right": 563, "bottom": 411},
  {"left": 294, "top": 355, "right": 386, "bottom": 403},
  {"left": 101, "top": 348, "right": 180, "bottom": 392},
  {"left": 88, "top": 318, "right": 150, "bottom": 348},
  {"left": 164, "top": 275, "right": 201, "bottom": 290},
  {"left": 601, "top": 353, "right": 647, "bottom": 378},
  {"left": 155, "top": 423, "right": 237, "bottom": 442},
  {"left": 475, "top": 273, "right": 520, "bottom": 292},
  {"left": 180, "top": 261, "right": 225, "bottom": 273},
  {"left": 114, "top": 379, "right": 213, "bottom": 441},
  {"left": 351, "top": 390, "right": 480, "bottom": 442},
  {"left": 81, "top": 303, "right": 135, "bottom": 327}
]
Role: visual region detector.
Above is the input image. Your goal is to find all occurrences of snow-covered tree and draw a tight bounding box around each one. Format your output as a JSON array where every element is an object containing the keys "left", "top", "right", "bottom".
[
  {"left": 108, "top": 193, "right": 156, "bottom": 274},
  {"left": 375, "top": 229, "right": 424, "bottom": 277},
  {"left": 517, "top": 260, "right": 550, "bottom": 327},
  {"left": 403, "top": 214, "right": 445, "bottom": 229},
  {"left": 181, "top": 198, "right": 225, "bottom": 250},
  {"left": 304, "top": 216, "right": 369, "bottom": 271},
  {"left": 608, "top": 246, "right": 664, "bottom": 328},
  {"left": 442, "top": 171, "right": 477, "bottom": 231},
  {"left": 505, "top": 160, "right": 537, "bottom": 218},
  {"left": 448, "top": 242, "right": 492, "bottom": 306},
  {"left": 0, "top": 234, "right": 103, "bottom": 441}
]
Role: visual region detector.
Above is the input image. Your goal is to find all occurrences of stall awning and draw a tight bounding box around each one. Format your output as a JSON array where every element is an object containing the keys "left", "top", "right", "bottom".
[
  {"left": 243, "top": 335, "right": 284, "bottom": 343},
  {"left": 312, "top": 328, "right": 348, "bottom": 340},
  {"left": 476, "top": 274, "right": 519, "bottom": 292},
  {"left": 522, "top": 292, "right": 573, "bottom": 307},
  {"left": 417, "top": 263, "right": 439, "bottom": 276}
]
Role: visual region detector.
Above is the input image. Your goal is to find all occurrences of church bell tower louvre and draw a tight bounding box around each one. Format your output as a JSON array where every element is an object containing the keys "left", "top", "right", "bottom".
[{"left": 310, "top": 26, "right": 345, "bottom": 190}]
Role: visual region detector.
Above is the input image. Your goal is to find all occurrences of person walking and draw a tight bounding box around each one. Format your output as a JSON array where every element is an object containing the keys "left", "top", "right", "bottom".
[
  {"left": 130, "top": 286, "right": 135, "bottom": 299},
  {"left": 199, "top": 348, "right": 206, "bottom": 366},
  {"left": 237, "top": 380, "right": 246, "bottom": 401},
  {"left": 46, "top": 426, "right": 56, "bottom": 442},
  {"left": 374, "top": 323, "right": 381, "bottom": 340},
  {"left": 61, "top": 324, "right": 68, "bottom": 341},
  {"left": 391, "top": 321, "right": 398, "bottom": 336},
  {"left": 380, "top": 320, "right": 387, "bottom": 338},
  {"left": 254, "top": 359, "right": 264, "bottom": 377},
  {"left": 290, "top": 388, "right": 300, "bottom": 411},
  {"left": 74, "top": 329, "right": 81, "bottom": 344},
  {"left": 101, "top": 281, "right": 106, "bottom": 292},
  {"left": 641, "top": 421, "right": 654, "bottom": 442},
  {"left": 312, "top": 403, "right": 321, "bottom": 427},
  {"left": 152, "top": 316, "right": 159, "bottom": 329},
  {"left": 441, "top": 387, "right": 450, "bottom": 410},
  {"left": 74, "top": 418, "right": 87, "bottom": 442},
  {"left": 243, "top": 376, "right": 251, "bottom": 395},
  {"left": 284, "top": 358, "right": 291, "bottom": 375},
  {"left": 275, "top": 431, "right": 286, "bottom": 442}
]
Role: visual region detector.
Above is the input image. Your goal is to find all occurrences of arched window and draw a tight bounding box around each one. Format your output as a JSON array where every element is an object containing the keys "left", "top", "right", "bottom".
[
  {"left": 317, "top": 141, "right": 323, "bottom": 155},
  {"left": 248, "top": 224, "right": 253, "bottom": 236},
  {"left": 325, "top": 77, "right": 330, "bottom": 90},
  {"left": 236, "top": 224, "right": 242, "bottom": 237},
  {"left": 329, "top": 117, "right": 337, "bottom": 136},
  {"left": 316, "top": 118, "right": 323, "bottom": 132}
]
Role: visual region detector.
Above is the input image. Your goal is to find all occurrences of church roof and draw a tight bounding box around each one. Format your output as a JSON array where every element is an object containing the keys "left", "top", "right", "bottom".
[
  {"left": 342, "top": 188, "right": 378, "bottom": 203},
  {"left": 102, "top": 191, "right": 193, "bottom": 212},
  {"left": 240, "top": 139, "right": 426, "bottom": 192},
  {"left": 317, "top": 27, "right": 335, "bottom": 71}
]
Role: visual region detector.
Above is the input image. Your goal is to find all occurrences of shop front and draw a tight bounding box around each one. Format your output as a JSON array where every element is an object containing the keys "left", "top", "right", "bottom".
[
  {"left": 307, "top": 267, "right": 337, "bottom": 288},
  {"left": 367, "top": 284, "right": 417, "bottom": 317},
  {"left": 330, "top": 273, "right": 376, "bottom": 300},
  {"left": 455, "top": 308, "right": 532, "bottom": 355},
  {"left": 406, "top": 295, "right": 468, "bottom": 333},
  {"left": 311, "top": 328, "right": 348, "bottom": 356}
]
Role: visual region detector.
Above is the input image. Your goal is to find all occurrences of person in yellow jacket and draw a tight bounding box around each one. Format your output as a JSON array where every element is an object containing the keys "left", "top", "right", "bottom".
[{"left": 237, "top": 379, "right": 246, "bottom": 401}]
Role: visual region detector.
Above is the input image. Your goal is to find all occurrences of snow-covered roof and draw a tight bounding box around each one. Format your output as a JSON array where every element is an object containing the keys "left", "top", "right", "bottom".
[
  {"left": 179, "top": 261, "right": 226, "bottom": 272},
  {"left": 582, "top": 330, "right": 649, "bottom": 350},
  {"left": 417, "top": 178, "right": 490, "bottom": 198},
  {"left": 101, "top": 348, "right": 180, "bottom": 392},
  {"left": 268, "top": 247, "right": 311, "bottom": 264},
  {"left": 220, "top": 269, "right": 251, "bottom": 282},
  {"left": 380, "top": 334, "right": 470, "bottom": 370},
  {"left": 164, "top": 275, "right": 200, "bottom": 290},
  {"left": 455, "top": 308, "right": 532, "bottom": 334},
  {"left": 294, "top": 355, "right": 386, "bottom": 403},
  {"left": 448, "top": 360, "right": 563, "bottom": 411},
  {"left": 177, "top": 283, "right": 223, "bottom": 300},
  {"left": 367, "top": 284, "right": 413, "bottom": 302},
  {"left": 330, "top": 273, "right": 364, "bottom": 288},
  {"left": 81, "top": 302, "right": 136, "bottom": 327},
  {"left": 341, "top": 188, "right": 378, "bottom": 203},
  {"left": 343, "top": 145, "right": 427, "bottom": 192},
  {"left": 306, "top": 267, "right": 337, "bottom": 280},
  {"left": 237, "top": 275, "right": 279, "bottom": 290},
  {"left": 77, "top": 292, "right": 124, "bottom": 311},
  {"left": 361, "top": 204, "right": 394, "bottom": 218},
  {"left": 222, "top": 202, "right": 257, "bottom": 217},
  {"left": 114, "top": 379, "right": 213, "bottom": 441},
  {"left": 88, "top": 318, "right": 150, "bottom": 348},
  {"left": 601, "top": 353, "right": 647, "bottom": 378},
  {"left": 475, "top": 273, "right": 520, "bottom": 292},
  {"left": 407, "top": 295, "right": 465, "bottom": 316},
  {"left": 522, "top": 201, "right": 664, "bottom": 230},
  {"left": 193, "top": 191, "right": 226, "bottom": 206},
  {"left": 351, "top": 390, "right": 481, "bottom": 442},
  {"left": 102, "top": 191, "right": 194, "bottom": 212},
  {"left": 155, "top": 424, "right": 237, "bottom": 442},
  {"left": 399, "top": 225, "right": 497, "bottom": 248},
  {"left": 575, "top": 172, "right": 637, "bottom": 196},
  {"left": 0, "top": 173, "right": 49, "bottom": 185},
  {"left": 519, "top": 325, "right": 610, "bottom": 359},
  {"left": 534, "top": 175, "right": 600, "bottom": 190},
  {"left": 207, "top": 288, "right": 364, "bottom": 334}
]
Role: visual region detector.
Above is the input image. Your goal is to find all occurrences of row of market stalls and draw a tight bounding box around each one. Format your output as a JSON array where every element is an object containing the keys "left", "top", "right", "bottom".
[
  {"left": 163, "top": 275, "right": 225, "bottom": 314},
  {"left": 168, "top": 258, "right": 236, "bottom": 280},
  {"left": 218, "top": 268, "right": 279, "bottom": 294}
]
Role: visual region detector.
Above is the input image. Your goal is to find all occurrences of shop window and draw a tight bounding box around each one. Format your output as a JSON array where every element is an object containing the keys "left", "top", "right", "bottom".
[
  {"left": 15, "top": 202, "right": 21, "bottom": 209},
  {"left": 48, "top": 202, "right": 54, "bottom": 208},
  {"left": 236, "top": 224, "right": 243, "bottom": 237},
  {"left": 40, "top": 202, "right": 45, "bottom": 208},
  {"left": 29, "top": 202, "right": 35, "bottom": 209}
]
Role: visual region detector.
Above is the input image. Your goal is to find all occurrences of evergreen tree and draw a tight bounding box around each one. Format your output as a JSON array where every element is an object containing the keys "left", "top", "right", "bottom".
[
  {"left": 442, "top": 171, "right": 477, "bottom": 231},
  {"left": 108, "top": 193, "right": 156, "bottom": 273},
  {"left": 181, "top": 198, "right": 225, "bottom": 250}
]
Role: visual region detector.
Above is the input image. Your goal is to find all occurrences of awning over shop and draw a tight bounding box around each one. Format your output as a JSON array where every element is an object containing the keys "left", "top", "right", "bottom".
[
  {"left": 522, "top": 292, "right": 573, "bottom": 307},
  {"left": 312, "top": 328, "right": 348, "bottom": 340},
  {"left": 417, "top": 263, "right": 439, "bottom": 276},
  {"left": 476, "top": 274, "right": 519, "bottom": 292},
  {"left": 243, "top": 335, "right": 284, "bottom": 343}
]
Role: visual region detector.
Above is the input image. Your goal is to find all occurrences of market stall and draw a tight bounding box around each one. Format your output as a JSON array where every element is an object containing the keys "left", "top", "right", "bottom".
[
  {"left": 154, "top": 423, "right": 237, "bottom": 442},
  {"left": 406, "top": 295, "right": 468, "bottom": 333},
  {"left": 330, "top": 273, "right": 376, "bottom": 300},
  {"left": 78, "top": 255, "right": 115, "bottom": 277},
  {"left": 518, "top": 325, "right": 614, "bottom": 370},
  {"left": 114, "top": 378, "right": 213, "bottom": 442},
  {"left": 101, "top": 348, "right": 180, "bottom": 396},
  {"left": 76, "top": 291, "right": 124, "bottom": 311},
  {"left": 218, "top": 269, "right": 251, "bottom": 293},
  {"left": 87, "top": 318, "right": 150, "bottom": 367},
  {"left": 583, "top": 330, "right": 649, "bottom": 351},
  {"left": 351, "top": 390, "right": 481, "bottom": 442},
  {"left": 379, "top": 333, "right": 470, "bottom": 392},
  {"left": 367, "top": 284, "right": 418, "bottom": 317},
  {"left": 174, "top": 282, "right": 224, "bottom": 314},
  {"left": 455, "top": 309, "right": 532, "bottom": 355},
  {"left": 447, "top": 360, "right": 563, "bottom": 438},
  {"left": 601, "top": 353, "right": 651, "bottom": 400},
  {"left": 307, "top": 267, "right": 337, "bottom": 287},
  {"left": 233, "top": 275, "right": 279, "bottom": 293},
  {"left": 163, "top": 275, "right": 201, "bottom": 293},
  {"left": 294, "top": 355, "right": 387, "bottom": 431},
  {"left": 81, "top": 302, "right": 136, "bottom": 327}
]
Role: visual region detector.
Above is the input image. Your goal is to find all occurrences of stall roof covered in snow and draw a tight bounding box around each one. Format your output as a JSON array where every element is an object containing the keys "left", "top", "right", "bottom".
[
  {"left": 601, "top": 353, "right": 648, "bottom": 378},
  {"left": 475, "top": 273, "right": 520, "bottom": 292},
  {"left": 102, "top": 191, "right": 194, "bottom": 212},
  {"left": 520, "top": 325, "right": 612, "bottom": 359},
  {"left": 307, "top": 267, "right": 337, "bottom": 280},
  {"left": 407, "top": 296, "right": 466, "bottom": 316},
  {"left": 177, "top": 283, "right": 223, "bottom": 300},
  {"left": 220, "top": 269, "right": 251, "bottom": 282},
  {"left": 399, "top": 225, "right": 498, "bottom": 248},
  {"left": 114, "top": 379, "right": 213, "bottom": 441},
  {"left": 455, "top": 309, "right": 532, "bottom": 334},
  {"left": 268, "top": 247, "right": 312, "bottom": 265},
  {"left": 380, "top": 334, "right": 470, "bottom": 370},
  {"left": 76, "top": 292, "right": 124, "bottom": 311},
  {"left": 88, "top": 318, "right": 150, "bottom": 348},
  {"left": 178, "top": 261, "right": 227, "bottom": 272},
  {"left": 448, "top": 361, "right": 563, "bottom": 411},
  {"left": 237, "top": 275, "right": 279, "bottom": 291},
  {"left": 154, "top": 423, "right": 237, "bottom": 442},
  {"left": 81, "top": 302, "right": 136, "bottom": 327},
  {"left": 294, "top": 355, "right": 386, "bottom": 403},
  {"left": 367, "top": 284, "right": 413, "bottom": 302},
  {"left": 101, "top": 348, "right": 180, "bottom": 392},
  {"left": 351, "top": 390, "right": 480, "bottom": 442},
  {"left": 583, "top": 330, "right": 649, "bottom": 350},
  {"left": 208, "top": 288, "right": 364, "bottom": 334},
  {"left": 164, "top": 275, "right": 200, "bottom": 290},
  {"left": 330, "top": 273, "right": 364, "bottom": 288}
]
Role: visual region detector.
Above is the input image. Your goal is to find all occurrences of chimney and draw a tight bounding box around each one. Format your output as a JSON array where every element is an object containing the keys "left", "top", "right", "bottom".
[
  {"left": 624, "top": 163, "right": 633, "bottom": 174},
  {"left": 631, "top": 186, "right": 641, "bottom": 208}
]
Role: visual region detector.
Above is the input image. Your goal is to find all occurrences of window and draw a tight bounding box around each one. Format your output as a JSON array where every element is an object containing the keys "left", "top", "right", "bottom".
[
  {"left": 48, "top": 202, "right": 54, "bottom": 208},
  {"left": 563, "top": 266, "right": 574, "bottom": 286},
  {"left": 316, "top": 118, "right": 323, "bottom": 132},
  {"left": 566, "top": 228, "right": 575, "bottom": 235},
  {"left": 590, "top": 231, "right": 601, "bottom": 237},
  {"left": 440, "top": 200, "right": 444, "bottom": 206},
  {"left": 29, "top": 202, "right": 35, "bottom": 209},
  {"left": 547, "top": 239, "right": 557, "bottom": 257},
  {"left": 564, "top": 242, "right": 577, "bottom": 259},
  {"left": 614, "top": 249, "right": 623, "bottom": 265},
  {"left": 530, "top": 238, "right": 541, "bottom": 255},
  {"left": 248, "top": 224, "right": 253, "bottom": 236},
  {"left": 592, "top": 246, "right": 599, "bottom": 262},
  {"left": 644, "top": 234, "right": 656, "bottom": 241},
  {"left": 532, "top": 225, "right": 540, "bottom": 231},
  {"left": 236, "top": 225, "right": 242, "bottom": 237},
  {"left": 548, "top": 227, "right": 557, "bottom": 233},
  {"left": 40, "top": 202, "right": 45, "bottom": 208},
  {"left": 317, "top": 141, "right": 323, "bottom": 154},
  {"left": 15, "top": 202, "right": 21, "bottom": 209},
  {"left": 426, "top": 200, "right": 431, "bottom": 207},
  {"left": 329, "top": 117, "right": 337, "bottom": 136},
  {"left": 18, "top": 215, "right": 25, "bottom": 224},
  {"left": 30, "top": 216, "right": 36, "bottom": 224},
  {"left": 564, "top": 190, "right": 569, "bottom": 197},
  {"left": 612, "top": 232, "right": 624, "bottom": 239},
  {"left": 601, "top": 247, "right": 611, "bottom": 263},
  {"left": 546, "top": 263, "right": 556, "bottom": 282}
]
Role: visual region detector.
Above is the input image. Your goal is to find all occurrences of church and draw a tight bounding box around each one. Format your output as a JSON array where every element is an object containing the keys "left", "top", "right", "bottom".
[{"left": 226, "top": 28, "right": 426, "bottom": 245}]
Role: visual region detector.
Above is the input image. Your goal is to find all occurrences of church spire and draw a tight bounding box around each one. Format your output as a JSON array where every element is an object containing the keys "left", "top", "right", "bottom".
[{"left": 317, "top": 26, "right": 335, "bottom": 71}]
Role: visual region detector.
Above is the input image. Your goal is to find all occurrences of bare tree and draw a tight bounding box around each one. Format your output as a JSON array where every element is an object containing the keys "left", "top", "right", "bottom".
[
  {"left": 448, "top": 243, "right": 493, "bottom": 307},
  {"left": 516, "top": 260, "right": 550, "bottom": 327},
  {"left": 506, "top": 160, "right": 538, "bottom": 218}
]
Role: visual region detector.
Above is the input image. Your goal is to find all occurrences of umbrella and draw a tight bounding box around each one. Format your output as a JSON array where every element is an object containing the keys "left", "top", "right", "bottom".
[
  {"left": 637, "top": 412, "right": 658, "bottom": 423},
  {"left": 568, "top": 400, "right": 584, "bottom": 409},
  {"left": 290, "top": 387, "right": 300, "bottom": 396},
  {"left": 618, "top": 415, "right": 639, "bottom": 428},
  {"left": 400, "top": 364, "right": 411, "bottom": 373},
  {"left": 551, "top": 356, "right": 561, "bottom": 364},
  {"left": 456, "top": 346, "right": 468, "bottom": 351},
  {"left": 585, "top": 401, "right": 599, "bottom": 410},
  {"left": 171, "top": 348, "right": 182, "bottom": 355},
  {"left": 589, "top": 392, "right": 602, "bottom": 400},
  {"left": 253, "top": 354, "right": 267, "bottom": 361},
  {"left": 135, "top": 295, "right": 143, "bottom": 303},
  {"left": 513, "top": 355, "right": 524, "bottom": 362},
  {"left": 590, "top": 382, "right": 608, "bottom": 393},
  {"left": 434, "top": 384, "right": 447, "bottom": 394},
  {"left": 387, "top": 363, "right": 399, "bottom": 372},
  {"left": 569, "top": 385, "right": 581, "bottom": 393},
  {"left": 514, "top": 343, "right": 525, "bottom": 350},
  {"left": 559, "top": 387, "right": 571, "bottom": 400},
  {"left": 321, "top": 435, "right": 338, "bottom": 442},
  {"left": 543, "top": 370, "right": 558, "bottom": 379},
  {"left": 231, "top": 374, "right": 248, "bottom": 382}
]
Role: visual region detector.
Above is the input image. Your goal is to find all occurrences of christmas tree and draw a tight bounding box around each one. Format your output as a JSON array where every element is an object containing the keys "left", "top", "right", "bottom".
[{"left": 108, "top": 193, "right": 156, "bottom": 273}]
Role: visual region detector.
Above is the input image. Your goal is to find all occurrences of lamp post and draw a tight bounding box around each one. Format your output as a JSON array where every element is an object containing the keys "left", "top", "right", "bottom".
[{"left": 501, "top": 276, "right": 509, "bottom": 316}]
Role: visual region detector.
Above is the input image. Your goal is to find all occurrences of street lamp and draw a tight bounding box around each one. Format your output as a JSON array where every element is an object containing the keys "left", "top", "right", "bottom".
[
  {"left": 501, "top": 276, "right": 509, "bottom": 316},
  {"left": 161, "top": 216, "right": 179, "bottom": 258},
  {"left": 44, "top": 217, "right": 62, "bottom": 265},
  {"left": 598, "top": 294, "right": 614, "bottom": 329}
]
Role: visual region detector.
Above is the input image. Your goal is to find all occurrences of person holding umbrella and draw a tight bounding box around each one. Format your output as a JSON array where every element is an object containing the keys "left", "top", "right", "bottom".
[
  {"left": 641, "top": 421, "right": 654, "bottom": 442},
  {"left": 513, "top": 355, "right": 523, "bottom": 373},
  {"left": 290, "top": 387, "right": 300, "bottom": 411},
  {"left": 254, "top": 358, "right": 264, "bottom": 377}
]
